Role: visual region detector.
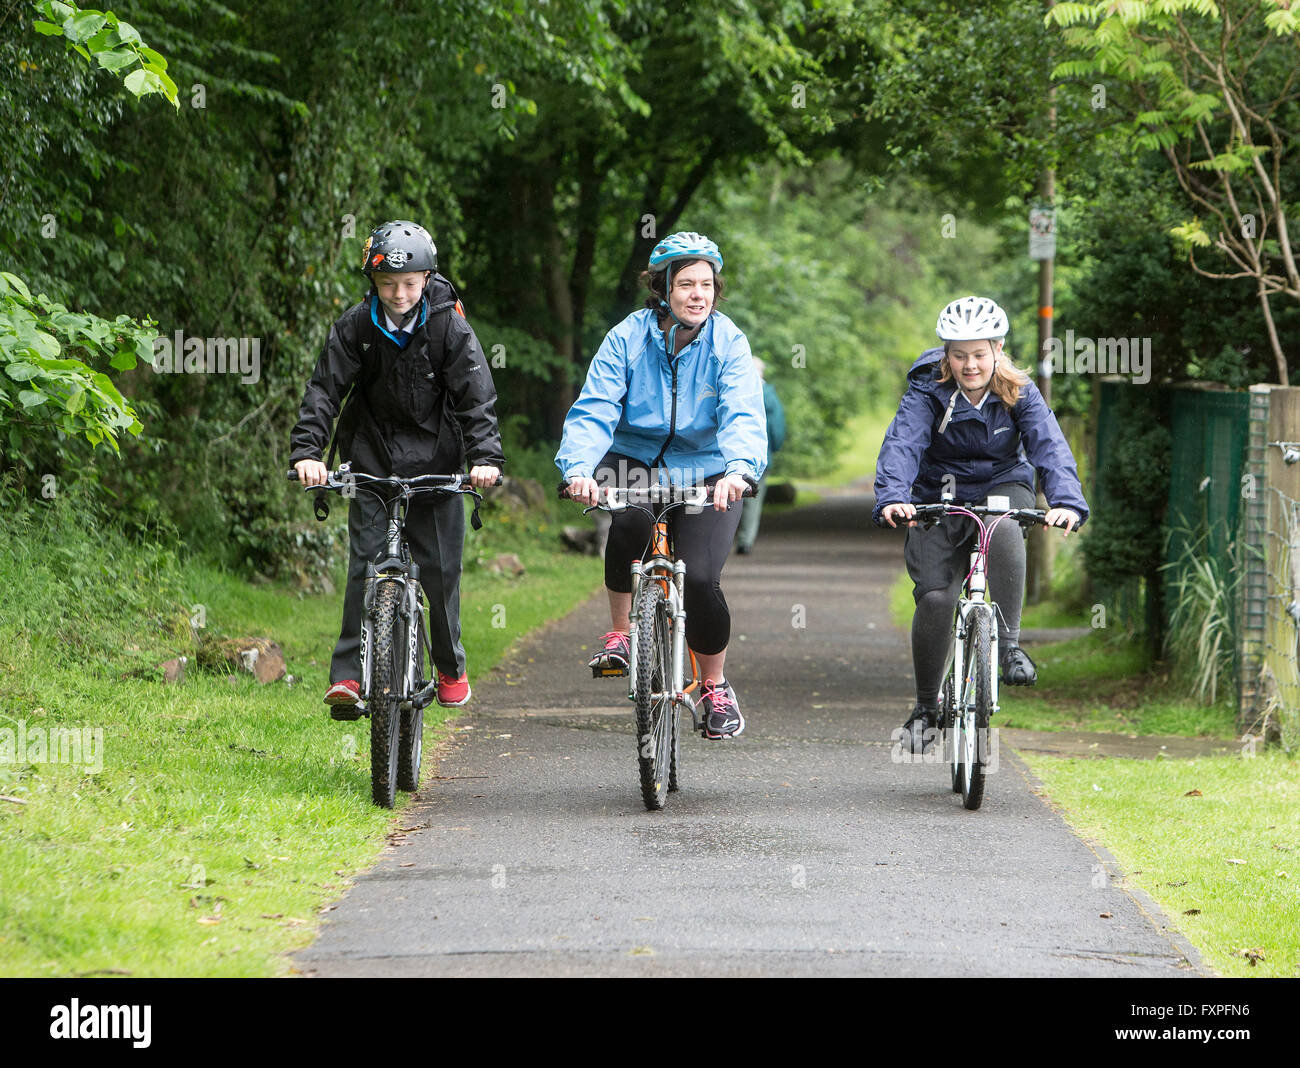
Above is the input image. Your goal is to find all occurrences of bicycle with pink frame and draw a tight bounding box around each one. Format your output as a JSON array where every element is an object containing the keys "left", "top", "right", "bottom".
[{"left": 910, "top": 493, "right": 1049, "bottom": 810}]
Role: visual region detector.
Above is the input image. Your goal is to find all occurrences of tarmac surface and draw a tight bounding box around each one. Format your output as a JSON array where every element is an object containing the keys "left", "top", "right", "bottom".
[{"left": 297, "top": 493, "right": 1203, "bottom": 977}]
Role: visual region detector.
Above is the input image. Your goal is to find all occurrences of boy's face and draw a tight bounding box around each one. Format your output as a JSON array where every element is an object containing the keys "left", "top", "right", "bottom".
[{"left": 373, "top": 271, "right": 429, "bottom": 319}]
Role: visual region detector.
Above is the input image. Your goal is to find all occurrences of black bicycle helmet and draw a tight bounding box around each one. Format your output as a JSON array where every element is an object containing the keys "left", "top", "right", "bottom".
[{"left": 360, "top": 220, "right": 437, "bottom": 274}]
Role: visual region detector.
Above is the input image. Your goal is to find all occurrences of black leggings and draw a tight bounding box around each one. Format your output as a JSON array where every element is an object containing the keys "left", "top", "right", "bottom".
[{"left": 595, "top": 452, "right": 742, "bottom": 656}]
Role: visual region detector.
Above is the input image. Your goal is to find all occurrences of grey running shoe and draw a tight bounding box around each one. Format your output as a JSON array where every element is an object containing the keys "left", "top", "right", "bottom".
[{"left": 702, "top": 678, "right": 745, "bottom": 739}]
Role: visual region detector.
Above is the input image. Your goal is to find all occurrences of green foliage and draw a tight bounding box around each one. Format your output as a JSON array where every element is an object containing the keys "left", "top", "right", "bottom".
[
  {"left": 855, "top": 0, "right": 1084, "bottom": 205},
  {"left": 691, "top": 160, "right": 1015, "bottom": 474},
  {"left": 0, "top": 271, "right": 149, "bottom": 461},
  {"left": 30, "top": 0, "right": 179, "bottom": 107},
  {"left": 1081, "top": 389, "right": 1171, "bottom": 604},
  {"left": 1161, "top": 523, "right": 1248, "bottom": 705}
]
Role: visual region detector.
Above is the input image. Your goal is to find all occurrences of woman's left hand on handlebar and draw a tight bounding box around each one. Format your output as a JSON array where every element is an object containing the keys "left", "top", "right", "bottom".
[
  {"left": 713, "top": 474, "right": 749, "bottom": 512},
  {"left": 1044, "top": 507, "right": 1080, "bottom": 536},
  {"left": 469, "top": 465, "right": 501, "bottom": 488}
]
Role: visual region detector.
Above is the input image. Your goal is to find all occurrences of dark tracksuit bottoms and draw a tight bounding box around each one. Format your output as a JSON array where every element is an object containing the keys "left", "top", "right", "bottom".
[{"left": 330, "top": 489, "right": 466, "bottom": 683}]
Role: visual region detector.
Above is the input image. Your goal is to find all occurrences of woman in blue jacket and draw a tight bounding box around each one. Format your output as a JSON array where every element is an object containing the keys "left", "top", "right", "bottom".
[
  {"left": 556, "top": 232, "right": 767, "bottom": 739},
  {"left": 873, "top": 296, "right": 1088, "bottom": 753}
]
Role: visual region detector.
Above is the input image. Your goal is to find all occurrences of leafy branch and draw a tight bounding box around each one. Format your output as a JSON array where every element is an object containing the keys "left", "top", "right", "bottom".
[{"left": 31, "top": 0, "right": 179, "bottom": 108}]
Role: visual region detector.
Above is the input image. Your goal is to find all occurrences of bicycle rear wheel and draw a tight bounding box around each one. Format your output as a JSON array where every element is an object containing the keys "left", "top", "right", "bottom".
[
  {"left": 369, "top": 581, "right": 403, "bottom": 808},
  {"left": 634, "top": 583, "right": 674, "bottom": 810},
  {"left": 398, "top": 598, "right": 427, "bottom": 793},
  {"left": 960, "top": 608, "right": 993, "bottom": 811}
]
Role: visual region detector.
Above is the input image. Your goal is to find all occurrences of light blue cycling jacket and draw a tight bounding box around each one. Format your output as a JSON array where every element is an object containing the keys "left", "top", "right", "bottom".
[{"left": 555, "top": 308, "right": 768, "bottom": 486}]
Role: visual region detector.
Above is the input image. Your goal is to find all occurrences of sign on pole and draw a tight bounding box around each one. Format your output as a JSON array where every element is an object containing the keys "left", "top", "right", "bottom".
[{"left": 1029, "top": 206, "right": 1056, "bottom": 260}]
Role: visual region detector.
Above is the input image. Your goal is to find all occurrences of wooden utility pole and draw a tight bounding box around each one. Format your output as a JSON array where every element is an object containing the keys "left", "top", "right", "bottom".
[{"left": 1026, "top": 1, "right": 1057, "bottom": 604}]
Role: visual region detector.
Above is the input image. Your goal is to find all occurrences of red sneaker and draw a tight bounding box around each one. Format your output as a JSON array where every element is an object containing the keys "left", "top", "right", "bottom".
[
  {"left": 324, "top": 679, "right": 362, "bottom": 721},
  {"left": 324, "top": 679, "right": 360, "bottom": 705},
  {"left": 436, "top": 671, "right": 471, "bottom": 707}
]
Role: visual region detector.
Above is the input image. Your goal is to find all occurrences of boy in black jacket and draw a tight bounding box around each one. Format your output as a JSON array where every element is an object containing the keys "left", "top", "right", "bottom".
[{"left": 290, "top": 220, "right": 504, "bottom": 714}]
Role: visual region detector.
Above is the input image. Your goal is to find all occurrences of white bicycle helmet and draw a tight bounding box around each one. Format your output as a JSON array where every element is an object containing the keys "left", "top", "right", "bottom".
[{"left": 936, "top": 296, "right": 1009, "bottom": 341}]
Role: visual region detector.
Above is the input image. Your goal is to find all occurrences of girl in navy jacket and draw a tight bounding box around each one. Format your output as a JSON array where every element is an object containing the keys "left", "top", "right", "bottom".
[{"left": 873, "top": 296, "right": 1088, "bottom": 752}]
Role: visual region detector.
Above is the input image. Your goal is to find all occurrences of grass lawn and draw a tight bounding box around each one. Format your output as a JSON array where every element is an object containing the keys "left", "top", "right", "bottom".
[
  {"left": 885, "top": 569, "right": 1237, "bottom": 738},
  {"left": 1024, "top": 750, "right": 1300, "bottom": 977},
  {"left": 0, "top": 495, "right": 601, "bottom": 976}
]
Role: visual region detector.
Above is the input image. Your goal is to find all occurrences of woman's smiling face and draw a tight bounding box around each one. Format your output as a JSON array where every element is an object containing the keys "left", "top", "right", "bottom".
[{"left": 666, "top": 260, "right": 715, "bottom": 328}]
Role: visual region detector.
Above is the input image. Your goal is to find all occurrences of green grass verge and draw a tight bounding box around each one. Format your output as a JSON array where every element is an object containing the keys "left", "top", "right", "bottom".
[
  {"left": 1023, "top": 750, "right": 1300, "bottom": 977},
  {"left": 816, "top": 405, "right": 898, "bottom": 488},
  {"left": 885, "top": 569, "right": 1236, "bottom": 737},
  {"left": 0, "top": 492, "right": 601, "bottom": 976}
]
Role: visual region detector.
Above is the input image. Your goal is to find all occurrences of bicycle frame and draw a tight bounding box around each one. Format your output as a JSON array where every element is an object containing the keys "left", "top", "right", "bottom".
[
  {"left": 948, "top": 550, "right": 999, "bottom": 747},
  {"left": 597, "top": 485, "right": 709, "bottom": 731},
  {"left": 291, "top": 465, "right": 490, "bottom": 714},
  {"left": 360, "top": 490, "right": 431, "bottom": 712},
  {"left": 913, "top": 496, "right": 1047, "bottom": 769},
  {"left": 627, "top": 524, "right": 702, "bottom": 729}
]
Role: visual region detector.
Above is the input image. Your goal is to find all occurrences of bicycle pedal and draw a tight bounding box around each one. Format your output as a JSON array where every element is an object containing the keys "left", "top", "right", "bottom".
[{"left": 329, "top": 703, "right": 367, "bottom": 722}]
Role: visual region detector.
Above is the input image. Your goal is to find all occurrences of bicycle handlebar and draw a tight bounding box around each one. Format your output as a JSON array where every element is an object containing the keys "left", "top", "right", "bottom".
[
  {"left": 560, "top": 483, "right": 754, "bottom": 508},
  {"left": 288, "top": 467, "right": 502, "bottom": 491},
  {"left": 910, "top": 502, "right": 1049, "bottom": 528}
]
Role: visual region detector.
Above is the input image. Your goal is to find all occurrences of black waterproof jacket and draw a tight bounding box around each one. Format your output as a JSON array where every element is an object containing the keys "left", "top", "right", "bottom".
[{"left": 289, "top": 274, "right": 504, "bottom": 477}]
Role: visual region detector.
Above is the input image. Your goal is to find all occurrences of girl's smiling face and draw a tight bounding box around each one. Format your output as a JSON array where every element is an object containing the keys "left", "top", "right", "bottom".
[{"left": 946, "top": 338, "right": 1002, "bottom": 397}]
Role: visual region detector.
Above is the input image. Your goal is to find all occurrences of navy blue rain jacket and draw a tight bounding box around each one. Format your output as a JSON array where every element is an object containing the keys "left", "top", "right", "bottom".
[{"left": 872, "top": 347, "right": 1089, "bottom": 526}]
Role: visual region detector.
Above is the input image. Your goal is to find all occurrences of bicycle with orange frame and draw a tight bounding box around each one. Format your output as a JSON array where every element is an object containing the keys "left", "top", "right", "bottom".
[{"left": 577, "top": 483, "right": 748, "bottom": 810}]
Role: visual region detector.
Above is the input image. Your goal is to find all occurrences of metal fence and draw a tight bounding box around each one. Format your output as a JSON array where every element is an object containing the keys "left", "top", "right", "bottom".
[{"left": 1094, "top": 379, "right": 1297, "bottom": 747}]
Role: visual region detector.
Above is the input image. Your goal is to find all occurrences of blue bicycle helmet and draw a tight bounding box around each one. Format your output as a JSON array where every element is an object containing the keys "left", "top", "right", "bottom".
[{"left": 648, "top": 231, "right": 723, "bottom": 272}]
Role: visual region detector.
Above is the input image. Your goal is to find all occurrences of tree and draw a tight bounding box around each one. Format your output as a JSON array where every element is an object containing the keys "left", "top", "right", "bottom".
[{"left": 1048, "top": 0, "right": 1300, "bottom": 383}]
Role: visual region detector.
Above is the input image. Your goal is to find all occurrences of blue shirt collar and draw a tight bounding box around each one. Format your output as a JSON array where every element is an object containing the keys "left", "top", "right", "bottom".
[{"left": 369, "top": 293, "right": 426, "bottom": 347}]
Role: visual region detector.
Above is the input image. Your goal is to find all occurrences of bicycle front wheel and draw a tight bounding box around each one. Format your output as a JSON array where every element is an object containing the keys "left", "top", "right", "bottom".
[
  {"left": 397, "top": 600, "right": 427, "bottom": 793},
  {"left": 943, "top": 674, "right": 961, "bottom": 793},
  {"left": 960, "top": 608, "right": 993, "bottom": 811},
  {"left": 634, "top": 582, "right": 674, "bottom": 810},
  {"left": 369, "top": 581, "right": 403, "bottom": 809}
]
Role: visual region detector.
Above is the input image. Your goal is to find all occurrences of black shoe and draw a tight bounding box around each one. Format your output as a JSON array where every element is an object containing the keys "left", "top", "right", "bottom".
[
  {"left": 587, "top": 631, "right": 631, "bottom": 677},
  {"left": 735, "top": 544, "right": 752, "bottom": 555},
  {"left": 701, "top": 678, "right": 745, "bottom": 739},
  {"left": 1000, "top": 643, "right": 1037, "bottom": 686},
  {"left": 901, "top": 704, "right": 938, "bottom": 754}
]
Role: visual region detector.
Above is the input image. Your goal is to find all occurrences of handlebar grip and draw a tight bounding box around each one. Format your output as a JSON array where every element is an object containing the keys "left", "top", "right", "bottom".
[{"left": 287, "top": 469, "right": 299, "bottom": 481}]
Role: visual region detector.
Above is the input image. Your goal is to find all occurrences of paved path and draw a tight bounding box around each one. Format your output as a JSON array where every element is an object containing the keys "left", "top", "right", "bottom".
[{"left": 297, "top": 494, "right": 1202, "bottom": 977}]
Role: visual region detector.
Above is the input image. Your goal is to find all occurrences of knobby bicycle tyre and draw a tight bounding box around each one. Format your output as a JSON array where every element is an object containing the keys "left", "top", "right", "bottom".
[
  {"left": 668, "top": 670, "right": 682, "bottom": 792},
  {"left": 634, "top": 582, "right": 674, "bottom": 810},
  {"left": 944, "top": 674, "right": 961, "bottom": 793},
  {"left": 370, "top": 580, "right": 403, "bottom": 808},
  {"left": 961, "top": 608, "right": 993, "bottom": 811},
  {"left": 397, "top": 597, "right": 427, "bottom": 793}
]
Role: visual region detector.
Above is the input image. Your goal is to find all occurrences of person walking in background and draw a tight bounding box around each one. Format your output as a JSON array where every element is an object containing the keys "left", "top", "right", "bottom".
[{"left": 735, "top": 356, "right": 785, "bottom": 555}]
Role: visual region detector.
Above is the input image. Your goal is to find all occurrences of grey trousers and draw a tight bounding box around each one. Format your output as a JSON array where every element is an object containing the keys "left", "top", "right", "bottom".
[{"left": 330, "top": 489, "right": 467, "bottom": 683}]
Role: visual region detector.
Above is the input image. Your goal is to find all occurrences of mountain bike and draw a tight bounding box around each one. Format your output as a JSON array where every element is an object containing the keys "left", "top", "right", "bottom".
[
  {"left": 289, "top": 463, "right": 494, "bottom": 808},
  {"left": 572, "top": 482, "right": 750, "bottom": 811},
  {"left": 911, "top": 495, "right": 1048, "bottom": 810}
]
